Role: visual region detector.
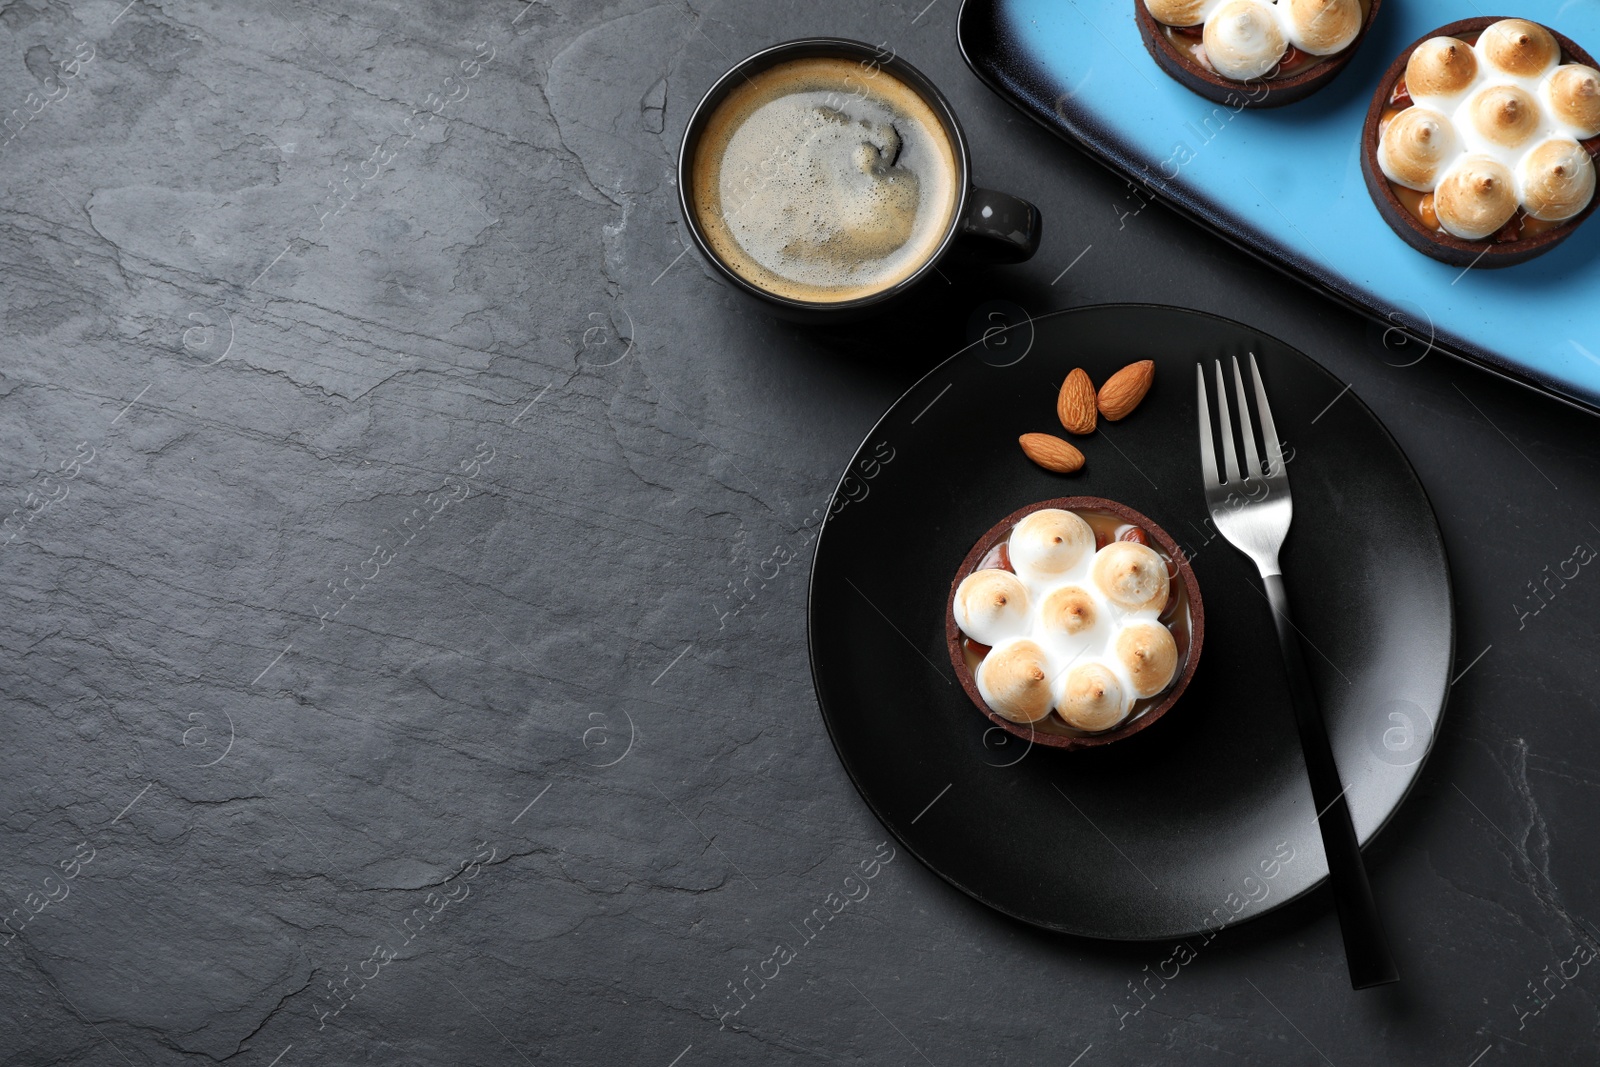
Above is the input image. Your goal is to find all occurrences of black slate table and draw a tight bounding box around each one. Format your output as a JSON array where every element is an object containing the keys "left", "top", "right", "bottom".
[{"left": 3, "top": 2, "right": 1598, "bottom": 1064}]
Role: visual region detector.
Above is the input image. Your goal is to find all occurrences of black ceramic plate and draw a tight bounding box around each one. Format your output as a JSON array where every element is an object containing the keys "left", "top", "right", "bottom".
[{"left": 807, "top": 304, "right": 1452, "bottom": 940}]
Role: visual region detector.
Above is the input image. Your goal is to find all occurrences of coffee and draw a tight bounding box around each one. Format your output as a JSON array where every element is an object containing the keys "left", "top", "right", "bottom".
[{"left": 691, "top": 56, "right": 961, "bottom": 304}]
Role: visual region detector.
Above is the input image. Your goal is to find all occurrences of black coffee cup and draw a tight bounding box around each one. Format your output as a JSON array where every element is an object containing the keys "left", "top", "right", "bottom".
[{"left": 677, "top": 38, "right": 1042, "bottom": 321}]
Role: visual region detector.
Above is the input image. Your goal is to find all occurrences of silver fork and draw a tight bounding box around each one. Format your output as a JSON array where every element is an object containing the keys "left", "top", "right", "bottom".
[{"left": 1197, "top": 353, "right": 1399, "bottom": 990}]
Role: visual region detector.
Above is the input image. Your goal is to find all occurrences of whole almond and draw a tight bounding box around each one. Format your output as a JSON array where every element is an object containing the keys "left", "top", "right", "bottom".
[
  {"left": 1019, "top": 433, "right": 1085, "bottom": 474},
  {"left": 1056, "top": 368, "right": 1098, "bottom": 435},
  {"left": 1098, "top": 360, "right": 1155, "bottom": 421}
]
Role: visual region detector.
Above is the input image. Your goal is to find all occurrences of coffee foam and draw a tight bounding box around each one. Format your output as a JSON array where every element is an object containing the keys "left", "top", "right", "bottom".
[{"left": 691, "top": 56, "right": 961, "bottom": 304}]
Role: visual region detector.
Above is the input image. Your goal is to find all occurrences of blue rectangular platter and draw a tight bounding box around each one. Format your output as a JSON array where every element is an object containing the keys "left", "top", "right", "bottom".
[{"left": 958, "top": 0, "right": 1600, "bottom": 413}]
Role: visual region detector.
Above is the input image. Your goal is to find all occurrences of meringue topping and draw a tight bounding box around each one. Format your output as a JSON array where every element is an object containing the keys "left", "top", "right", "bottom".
[
  {"left": 1040, "top": 585, "right": 1098, "bottom": 637},
  {"left": 1090, "top": 540, "right": 1171, "bottom": 613},
  {"left": 1466, "top": 85, "right": 1541, "bottom": 148},
  {"left": 1147, "top": 0, "right": 1368, "bottom": 82},
  {"left": 1283, "top": 0, "right": 1361, "bottom": 57},
  {"left": 1203, "top": 0, "right": 1288, "bottom": 82},
  {"left": 954, "top": 507, "right": 1194, "bottom": 736},
  {"left": 1405, "top": 37, "right": 1478, "bottom": 103},
  {"left": 1479, "top": 18, "right": 1560, "bottom": 79},
  {"left": 1378, "top": 106, "right": 1457, "bottom": 190},
  {"left": 1056, "top": 663, "right": 1128, "bottom": 732},
  {"left": 1008, "top": 508, "right": 1096, "bottom": 587},
  {"left": 1433, "top": 156, "right": 1519, "bottom": 240},
  {"left": 1545, "top": 64, "right": 1600, "bottom": 138},
  {"left": 1519, "top": 138, "right": 1596, "bottom": 221},
  {"left": 1036, "top": 583, "right": 1102, "bottom": 667},
  {"left": 953, "top": 568, "right": 1031, "bottom": 647},
  {"left": 976, "top": 639, "right": 1055, "bottom": 724},
  {"left": 1115, "top": 623, "right": 1180, "bottom": 699},
  {"left": 1143, "top": 0, "right": 1211, "bottom": 28}
]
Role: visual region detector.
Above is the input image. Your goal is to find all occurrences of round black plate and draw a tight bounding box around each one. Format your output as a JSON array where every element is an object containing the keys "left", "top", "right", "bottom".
[{"left": 806, "top": 304, "right": 1453, "bottom": 941}]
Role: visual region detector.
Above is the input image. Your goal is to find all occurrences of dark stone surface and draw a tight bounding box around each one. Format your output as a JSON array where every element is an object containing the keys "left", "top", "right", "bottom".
[{"left": 1, "top": 1, "right": 1597, "bottom": 1064}]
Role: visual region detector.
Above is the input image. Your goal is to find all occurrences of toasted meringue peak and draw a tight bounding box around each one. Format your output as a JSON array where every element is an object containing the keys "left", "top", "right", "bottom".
[
  {"left": 953, "top": 568, "right": 1031, "bottom": 646},
  {"left": 1056, "top": 663, "right": 1128, "bottom": 732},
  {"left": 976, "top": 639, "right": 1055, "bottom": 724},
  {"left": 1144, "top": 0, "right": 1210, "bottom": 28},
  {"left": 1479, "top": 18, "right": 1560, "bottom": 79},
  {"left": 1203, "top": 0, "right": 1287, "bottom": 82},
  {"left": 1405, "top": 37, "right": 1478, "bottom": 102},
  {"left": 1434, "top": 156, "right": 1518, "bottom": 240},
  {"left": 1520, "top": 138, "right": 1596, "bottom": 221},
  {"left": 1040, "top": 585, "right": 1097, "bottom": 637},
  {"left": 1468, "top": 85, "right": 1541, "bottom": 148},
  {"left": 1378, "top": 106, "right": 1457, "bottom": 191},
  {"left": 1090, "top": 540, "right": 1170, "bottom": 613},
  {"left": 1115, "top": 623, "right": 1180, "bottom": 699},
  {"left": 1546, "top": 63, "right": 1600, "bottom": 138},
  {"left": 1008, "top": 509, "right": 1095, "bottom": 583},
  {"left": 1283, "top": 0, "right": 1360, "bottom": 56}
]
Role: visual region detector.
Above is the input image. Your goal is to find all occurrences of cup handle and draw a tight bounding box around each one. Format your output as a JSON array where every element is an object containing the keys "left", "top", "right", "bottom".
[{"left": 957, "top": 187, "right": 1042, "bottom": 263}]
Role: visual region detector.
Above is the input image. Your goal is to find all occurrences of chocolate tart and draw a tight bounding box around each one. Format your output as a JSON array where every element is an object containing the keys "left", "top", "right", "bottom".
[
  {"left": 1361, "top": 17, "right": 1600, "bottom": 269},
  {"left": 1135, "top": 0, "right": 1382, "bottom": 109},
  {"left": 944, "top": 496, "right": 1204, "bottom": 752}
]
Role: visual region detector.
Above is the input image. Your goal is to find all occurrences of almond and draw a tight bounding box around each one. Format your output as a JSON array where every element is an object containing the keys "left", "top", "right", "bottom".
[
  {"left": 1056, "top": 368, "right": 1098, "bottom": 435},
  {"left": 1019, "top": 433, "right": 1085, "bottom": 474},
  {"left": 1098, "top": 360, "right": 1155, "bottom": 421}
]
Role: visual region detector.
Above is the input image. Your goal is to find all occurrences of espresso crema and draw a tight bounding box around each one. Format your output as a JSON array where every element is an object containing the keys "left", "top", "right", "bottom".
[{"left": 691, "top": 56, "right": 961, "bottom": 304}]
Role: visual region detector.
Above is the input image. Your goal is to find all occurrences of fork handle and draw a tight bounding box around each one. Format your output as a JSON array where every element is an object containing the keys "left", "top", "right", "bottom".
[{"left": 1262, "top": 573, "right": 1400, "bottom": 989}]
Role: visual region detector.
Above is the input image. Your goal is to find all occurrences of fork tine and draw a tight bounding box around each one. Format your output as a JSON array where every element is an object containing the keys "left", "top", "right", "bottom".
[
  {"left": 1249, "top": 352, "right": 1286, "bottom": 479},
  {"left": 1213, "top": 361, "right": 1240, "bottom": 484},
  {"left": 1231, "top": 355, "right": 1262, "bottom": 481},
  {"left": 1197, "top": 364, "right": 1220, "bottom": 490}
]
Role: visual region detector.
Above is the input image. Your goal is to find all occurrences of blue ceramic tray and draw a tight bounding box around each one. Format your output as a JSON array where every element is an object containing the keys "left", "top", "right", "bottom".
[{"left": 958, "top": 0, "right": 1600, "bottom": 413}]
